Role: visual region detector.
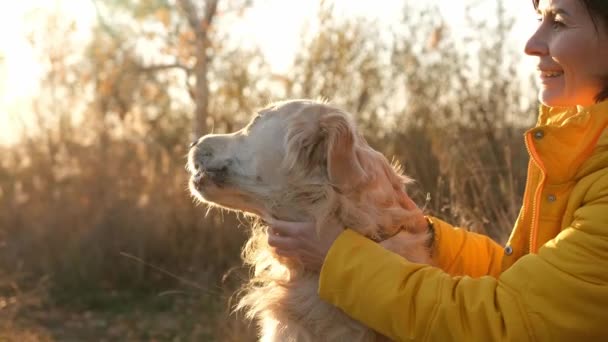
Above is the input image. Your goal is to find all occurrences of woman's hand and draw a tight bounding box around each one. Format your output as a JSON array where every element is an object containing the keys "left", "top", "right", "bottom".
[
  {"left": 379, "top": 194, "right": 434, "bottom": 264},
  {"left": 379, "top": 229, "right": 433, "bottom": 264},
  {"left": 265, "top": 193, "right": 433, "bottom": 270},
  {"left": 265, "top": 218, "right": 342, "bottom": 272}
]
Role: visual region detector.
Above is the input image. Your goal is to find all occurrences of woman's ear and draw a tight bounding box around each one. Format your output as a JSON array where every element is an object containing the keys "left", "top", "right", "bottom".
[{"left": 320, "top": 112, "right": 368, "bottom": 191}]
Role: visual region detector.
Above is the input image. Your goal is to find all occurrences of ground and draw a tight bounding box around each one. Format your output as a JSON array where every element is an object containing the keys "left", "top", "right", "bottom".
[{"left": 0, "top": 289, "right": 256, "bottom": 341}]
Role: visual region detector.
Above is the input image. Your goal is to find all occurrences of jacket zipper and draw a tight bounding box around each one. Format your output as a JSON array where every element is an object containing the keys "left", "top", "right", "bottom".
[{"left": 525, "top": 133, "right": 547, "bottom": 254}]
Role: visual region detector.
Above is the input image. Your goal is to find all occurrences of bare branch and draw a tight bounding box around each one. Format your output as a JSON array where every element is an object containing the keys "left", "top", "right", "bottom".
[
  {"left": 177, "top": 0, "right": 202, "bottom": 36},
  {"left": 177, "top": 0, "right": 219, "bottom": 38},
  {"left": 203, "top": 0, "right": 219, "bottom": 32}
]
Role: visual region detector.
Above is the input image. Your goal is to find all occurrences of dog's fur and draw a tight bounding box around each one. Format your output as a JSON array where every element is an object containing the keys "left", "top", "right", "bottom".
[{"left": 187, "top": 100, "right": 429, "bottom": 341}]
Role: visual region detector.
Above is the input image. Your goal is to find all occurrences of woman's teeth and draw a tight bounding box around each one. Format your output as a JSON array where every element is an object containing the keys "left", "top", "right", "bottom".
[{"left": 542, "top": 71, "right": 563, "bottom": 77}]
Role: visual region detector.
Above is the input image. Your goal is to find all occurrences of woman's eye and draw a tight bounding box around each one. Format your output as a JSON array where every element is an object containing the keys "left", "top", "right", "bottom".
[
  {"left": 551, "top": 19, "right": 566, "bottom": 29},
  {"left": 535, "top": 14, "right": 566, "bottom": 30}
]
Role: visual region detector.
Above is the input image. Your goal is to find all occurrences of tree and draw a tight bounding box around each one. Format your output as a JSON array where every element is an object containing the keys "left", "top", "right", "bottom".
[
  {"left": 91, "top": 0, "right": 256, "bottom": 142},
  {"left": 176, "top": 0, "right": 218, "bottom": 139}
]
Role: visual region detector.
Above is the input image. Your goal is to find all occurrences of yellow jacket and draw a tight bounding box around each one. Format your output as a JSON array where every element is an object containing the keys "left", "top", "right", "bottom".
[{"left": 319, "top": 101, "right": 608, "bottom": 341}]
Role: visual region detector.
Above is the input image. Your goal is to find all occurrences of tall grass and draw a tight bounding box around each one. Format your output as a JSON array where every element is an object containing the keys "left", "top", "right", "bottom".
[{"left": 0, "top": 111, "right": 529, "bottom": 339}]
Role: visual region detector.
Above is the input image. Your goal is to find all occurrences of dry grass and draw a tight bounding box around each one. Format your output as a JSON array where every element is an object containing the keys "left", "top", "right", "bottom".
[
  {"left": 0, "top": 114, "right": 528, "bottom": 340},
  {"left": 0, "top": 136, "right": 259, "bottom": 340}
]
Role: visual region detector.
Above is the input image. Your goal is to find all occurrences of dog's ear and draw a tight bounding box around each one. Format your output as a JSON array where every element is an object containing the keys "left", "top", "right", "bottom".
[
  {"left": 283, "top": 113, "right": 327, "bottom": 177},
  {"left": 320, "top": 112, "right": 368, "bottom": 191},
  {"left": 283, "top": 109, "right": 367, "bottom": 190}
]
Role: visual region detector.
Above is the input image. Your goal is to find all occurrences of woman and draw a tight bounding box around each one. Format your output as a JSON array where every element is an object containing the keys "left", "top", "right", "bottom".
[{"left": 266, "top": 0, "right": 608, "bottom": 340}]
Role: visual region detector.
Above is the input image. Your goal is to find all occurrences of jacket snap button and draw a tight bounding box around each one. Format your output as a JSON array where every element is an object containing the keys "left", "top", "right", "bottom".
[
  {"left": 547, "top": 194, "right": 557, "bottom": 202},
  {"left": 534, "top": 130, "right": 544, "bottom": 139},
  {"left": 504, "top": 245, "right": 513, "bottom": 256}
]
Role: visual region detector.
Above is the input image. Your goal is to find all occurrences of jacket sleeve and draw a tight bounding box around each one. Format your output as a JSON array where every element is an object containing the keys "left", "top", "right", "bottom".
[
  {"left": 318, "top": 186, "right": 608, "bottom": 341},
  {"left": 429, "top": 216, "right": 504, "bottom": 278}
]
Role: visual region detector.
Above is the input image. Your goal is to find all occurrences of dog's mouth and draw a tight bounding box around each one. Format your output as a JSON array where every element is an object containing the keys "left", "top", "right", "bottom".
[
  {"left": 191, "top": 170, "right": 207, "bottom": 192},
  {"left": 190, "top": 168, "right": 271, "bottom": 218}
]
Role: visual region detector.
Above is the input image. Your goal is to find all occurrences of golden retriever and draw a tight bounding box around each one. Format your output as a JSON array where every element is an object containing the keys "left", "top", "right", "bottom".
[{"left": 187, "top": 99, "right": 429, "bottom": 341}]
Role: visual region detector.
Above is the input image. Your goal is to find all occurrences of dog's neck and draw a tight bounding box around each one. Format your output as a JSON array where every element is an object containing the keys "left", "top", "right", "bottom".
[
  {"left": 263, "top": 194, "right": 326, "bottom": 223},
  {"left": 263, "top": 189, "right": 403, "bottom": 243},
  {"left": 263, "top": 196, "right": 343, "bottom": 237}
]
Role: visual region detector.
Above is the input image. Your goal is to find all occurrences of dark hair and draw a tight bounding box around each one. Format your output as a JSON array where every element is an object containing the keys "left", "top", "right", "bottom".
[{"left": 532, "top": 0, "right": 608, "bottom": 103}]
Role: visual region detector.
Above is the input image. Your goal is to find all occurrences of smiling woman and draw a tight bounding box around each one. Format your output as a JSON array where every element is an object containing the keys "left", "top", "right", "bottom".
[{"left": 528, "top": 0, "right": 608, "bottom": 107}]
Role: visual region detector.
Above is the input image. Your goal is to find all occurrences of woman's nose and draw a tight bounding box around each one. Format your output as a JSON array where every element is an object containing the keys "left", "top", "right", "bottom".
[{"left": 524, "top": 25, "right": 549, "bottom": 56}]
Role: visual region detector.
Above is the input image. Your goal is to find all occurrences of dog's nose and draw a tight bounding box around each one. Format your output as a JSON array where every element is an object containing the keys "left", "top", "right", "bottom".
[{"left": 189, "top": 143, "right": 214, "bottom": 172}]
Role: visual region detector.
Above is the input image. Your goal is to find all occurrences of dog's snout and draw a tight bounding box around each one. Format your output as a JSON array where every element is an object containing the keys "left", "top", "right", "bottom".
[
  {"left": 188, "top": 134, "right": 236, "bottom": 177},
  {"left": 191, "top": 150, "right": 210, "bottom": 172},
  {"left": 188, "top": 140, "right": 208, "bottom": 173}
]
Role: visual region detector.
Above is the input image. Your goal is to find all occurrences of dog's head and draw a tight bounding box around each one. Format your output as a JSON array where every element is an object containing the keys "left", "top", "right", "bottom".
[{"left": 188, "top": 99, "right": 414, "bottom": 238}]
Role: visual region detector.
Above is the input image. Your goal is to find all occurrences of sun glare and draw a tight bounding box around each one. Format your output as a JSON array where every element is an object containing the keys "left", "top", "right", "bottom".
[
  {"left": 0, "top": 0, "right": 95, "bottom": 145},
  {"left": 0, "top": 0, "right": 537, "bottom": 146},
  {"left": 1, "top": 3, "right": 41, "bottom": 145}
]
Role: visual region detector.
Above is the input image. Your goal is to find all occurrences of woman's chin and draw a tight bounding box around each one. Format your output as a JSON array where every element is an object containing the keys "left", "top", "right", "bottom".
[
  {"left": 538, "top": 91, "right": 597, "bottom": 108},
  {"left": 538, "top": 92, "right": 568, "bottom": 108}
]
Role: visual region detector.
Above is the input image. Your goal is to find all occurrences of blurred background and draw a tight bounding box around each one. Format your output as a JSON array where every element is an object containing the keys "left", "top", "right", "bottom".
[{"left": 0, "top": 0, "right": 539, "bottom": 340}]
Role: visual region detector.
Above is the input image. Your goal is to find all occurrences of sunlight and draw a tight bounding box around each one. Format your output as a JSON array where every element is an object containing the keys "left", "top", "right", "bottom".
[
  {"left": 0, "top": 0, "right": 95, "bottom": 145},
  {"left": 0, "top": 3, "right": 41, "bottom": 144},
  {"left": 0, "top": 0, "right": 537, "bottom": 145}
]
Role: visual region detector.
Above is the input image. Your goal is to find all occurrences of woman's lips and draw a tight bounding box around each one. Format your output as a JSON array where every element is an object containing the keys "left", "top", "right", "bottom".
[{"left": 538, "top": 70, "right": 564, "bottom": 84}]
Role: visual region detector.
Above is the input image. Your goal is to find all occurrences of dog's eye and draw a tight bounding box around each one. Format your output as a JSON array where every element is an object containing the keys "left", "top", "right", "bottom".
[{"left": 251, "top": 114, "right": 263, "bottom": 125}]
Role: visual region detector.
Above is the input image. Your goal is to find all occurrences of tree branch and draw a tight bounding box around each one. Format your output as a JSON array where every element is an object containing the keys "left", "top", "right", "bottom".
[
  {"left": 203, "top": 0, "right": 219, "bottom": 33},
  {"left": 177, "top": 0, "right": 219, "bottom": 38},
  {"left": 177, "top": 0, "right": 202, "bottom": 36}
]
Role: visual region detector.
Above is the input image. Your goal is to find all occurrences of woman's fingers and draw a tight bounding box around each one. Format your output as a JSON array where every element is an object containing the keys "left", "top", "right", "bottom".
[
  {"left": 396, "top": 193, "right": 430, "bottom": 234},
  {"left": 264, "top": 218, "right": 328, "bottom": 271},
  {"left": 400, "top": 193, "right": 419, "bottom": 210},
  {"left": 267, "top": 231, "right": 294, "bottom": 248},
  {"left": 268, "top": 219, "right": 314, "bottom": 237}
]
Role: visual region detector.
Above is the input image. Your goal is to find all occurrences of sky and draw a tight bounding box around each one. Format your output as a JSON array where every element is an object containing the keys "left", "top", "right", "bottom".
[{"left": 0, "top": 0, "right": 538, "bottom": 145}]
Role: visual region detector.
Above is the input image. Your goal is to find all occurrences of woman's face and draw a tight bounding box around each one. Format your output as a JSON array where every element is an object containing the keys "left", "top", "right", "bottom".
[{"left": 525, "top": 0, "right": 608, "bottom": 107}]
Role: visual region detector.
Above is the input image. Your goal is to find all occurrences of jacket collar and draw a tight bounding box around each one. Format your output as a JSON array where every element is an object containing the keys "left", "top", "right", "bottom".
[{"left": 526, "top": 100, "right": 608, "bottom": 183}]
